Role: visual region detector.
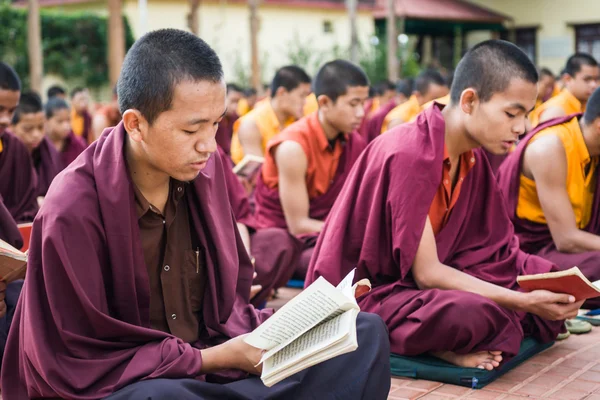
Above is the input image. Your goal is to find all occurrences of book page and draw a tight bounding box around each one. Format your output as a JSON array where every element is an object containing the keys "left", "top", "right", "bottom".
[
  {"left": 336, "top": 268, "right": 356, "bottom": 299},
  {"left": 262, "top": 308, "right": 356, "bottom": 370},
  {"left": 244, "top": 277, "right": 355, "bottom": 351}
]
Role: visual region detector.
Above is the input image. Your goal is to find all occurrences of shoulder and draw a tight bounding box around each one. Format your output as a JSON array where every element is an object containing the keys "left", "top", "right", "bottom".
[{"left": 525, "top": 134, "right": 566, "bottom": 171}]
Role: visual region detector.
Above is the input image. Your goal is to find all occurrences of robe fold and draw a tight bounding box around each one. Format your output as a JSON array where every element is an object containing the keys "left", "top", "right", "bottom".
[
  {"left": 0, "top": 195, "right": 22, "bottom": 249},
  {"left": 219, "top": 146, "right": 301, "bottom": 305},
  {"left": 1, "top": 123, "right": 272, "bottom": 399},
  {"left": 306, "top": 104, "right": 563, "bottom": 357},
  {"left": 33, "top": 137, "right": 62, "bottom": 197},
  {"left": 0, "top": 131, "right": 38, "bottom": 223},
  {"left": 497, "top": 114, "right": 600, "bottom": 308}
]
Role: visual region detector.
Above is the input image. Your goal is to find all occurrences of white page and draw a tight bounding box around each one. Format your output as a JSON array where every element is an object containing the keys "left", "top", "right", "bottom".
[
  {"left": 245, "top": 277, "right": 354, "bottom": 351},
  {"left": 262, "top": 308, "right": 356, "bottom": 372},
  {"left": 336, "top": 268, "right": 356, "bottom": 299}
]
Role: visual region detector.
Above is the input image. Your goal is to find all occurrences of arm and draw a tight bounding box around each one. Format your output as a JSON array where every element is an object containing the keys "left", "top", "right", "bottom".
[
  {"left": 524, "top": 136, "right": 600, "bottom": 252},
  {"left": 92, "top": 114, "right": 109, "bottom": 142},
  {"left": 411, "top": 217, "right": 582, "bottom": 320},
  {"left": 274, "top": 141, "right": 324, "bottom": 235},
  {"left": 387, "top": 117, "right": 406, "bottom": 130},
  {"left": 539, "top": 106, "right": 567, "bottom": 124},
  {"left": 236, "top": 222, "right": 252, "bottom": 256},
  {"left": 237, "top": 119, "right": 265, "bottom": 158}
]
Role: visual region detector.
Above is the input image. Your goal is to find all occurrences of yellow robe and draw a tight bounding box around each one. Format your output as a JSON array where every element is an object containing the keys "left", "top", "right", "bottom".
[
  {"left": 529, "top": 89, "right": 583, "bottom": 128},
  {"left": 381, "top": 95, "right": 421, "bottom": 134},
  {"left": 303, "top": 93, "right": 319, "bottom": 116}
]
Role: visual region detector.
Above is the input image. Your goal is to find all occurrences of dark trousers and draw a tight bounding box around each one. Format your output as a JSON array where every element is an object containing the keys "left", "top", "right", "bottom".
[
  {"left": 106, "top": 312, "right": 391, "bottom": 400},
  {"left": 0, "top": 279, "right": 23, "bottom": 364}
]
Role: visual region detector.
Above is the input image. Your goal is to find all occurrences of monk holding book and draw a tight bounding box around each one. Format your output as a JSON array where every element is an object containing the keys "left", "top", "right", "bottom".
[
  {"left": 498, "top": 86, "right": 600, "bottom": 310},
  {"left": 307, "top": 40, "right": 581, "bottom": 371},
  {"left": 254, "top": 60, "right": 369, "bottom": 279},
  {"left": 1, "top": 29, "right": 391, "bottom": 399}
]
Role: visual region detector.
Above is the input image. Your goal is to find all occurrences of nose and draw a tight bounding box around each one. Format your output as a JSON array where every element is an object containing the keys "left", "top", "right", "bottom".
[
  {"left": 196, "top": 135, "right": 217, "bottom": 155},
  {"left": 0, "top": 112, "right": 11, "bottom": 127},
  {"left": 356, "top": 104, "right": 365, "bottom": 120}
]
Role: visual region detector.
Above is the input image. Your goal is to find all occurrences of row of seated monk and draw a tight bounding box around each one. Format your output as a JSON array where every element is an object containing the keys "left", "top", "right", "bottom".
[{"left": 0, "top": 28, "right": 599, "bottom": 399}]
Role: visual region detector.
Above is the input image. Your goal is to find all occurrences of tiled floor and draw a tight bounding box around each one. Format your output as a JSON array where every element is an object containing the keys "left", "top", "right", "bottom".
[{"left": 267, "top": 288, "right": 600, "bottom": 400}]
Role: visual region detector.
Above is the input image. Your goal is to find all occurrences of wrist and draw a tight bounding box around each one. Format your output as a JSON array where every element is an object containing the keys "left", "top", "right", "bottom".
[{"left": 511, "top": 291, "right": 530, "bottom": 313}]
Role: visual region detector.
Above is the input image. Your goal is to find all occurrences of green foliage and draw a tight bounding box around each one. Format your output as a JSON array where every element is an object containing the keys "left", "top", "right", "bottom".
[{"left": 0, "top": 4, "right": 135, "bottom": 89}]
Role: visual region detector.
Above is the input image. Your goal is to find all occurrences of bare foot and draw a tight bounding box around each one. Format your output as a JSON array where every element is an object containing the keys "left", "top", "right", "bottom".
[{"left": 432, "top": 350, "right": 503, "bottom": 371}]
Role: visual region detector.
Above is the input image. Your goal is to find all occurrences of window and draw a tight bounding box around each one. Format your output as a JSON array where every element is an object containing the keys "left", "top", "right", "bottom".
[
  {"left": 575, "top": 24, "right": 600, "bottom": 62},
  {"left": 323, "top": 20, "right": 333, "bottom": 34},
  {"left": 501, "top": 27, "right": 537, "bottom": 62}
]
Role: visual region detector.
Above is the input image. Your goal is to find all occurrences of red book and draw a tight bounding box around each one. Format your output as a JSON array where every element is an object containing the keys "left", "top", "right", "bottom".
[
  {"left": 18, "top": 222, "right": 33, "bottom": 252},
  {"left": 517, "top": 267, "right": 600, "bottom": 301}
]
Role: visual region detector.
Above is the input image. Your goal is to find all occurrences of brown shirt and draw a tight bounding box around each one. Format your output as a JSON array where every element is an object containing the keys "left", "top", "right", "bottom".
[{"left": 134, "top": 179, "right": 206, "bottom": 343}]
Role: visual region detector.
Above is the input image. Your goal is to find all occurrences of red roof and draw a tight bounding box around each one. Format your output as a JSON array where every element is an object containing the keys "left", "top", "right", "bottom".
[{"left": 372, "top": 0, "right": 511, "bottom": 23}]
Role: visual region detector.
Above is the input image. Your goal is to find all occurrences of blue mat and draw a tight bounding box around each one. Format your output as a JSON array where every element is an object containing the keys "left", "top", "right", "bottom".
[
  {"left": 286, "top": 279, "right": 305, "bottom": 288},
  {"left": 390, "top": 337, "right": 553, "bottom": 389}
]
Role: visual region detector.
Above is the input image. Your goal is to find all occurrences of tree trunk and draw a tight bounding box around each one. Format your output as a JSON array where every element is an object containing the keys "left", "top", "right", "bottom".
[
  {"left": 347, "top": 0, "right": 358, "bottom": 63},
  {"left": 27, "top": 0, "right": 43, "bottom": 93},
  {"left": 108, "top": 0, "right": 125, "bottom": 87},
  {"left": 188, "top": 0, "right": 201, "bottom": 35},
  {"left": 249, "top": 0, "right": 261, "bottom": 93},
  {"left": 386, "top": 0, "right": 398, "bottom": 81}
]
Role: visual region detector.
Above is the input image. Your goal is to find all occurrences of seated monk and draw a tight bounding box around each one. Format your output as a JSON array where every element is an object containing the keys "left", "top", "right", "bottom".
[
  {"left": 11, "top": 91, "right": 62, "bottom": 199},
  {"left": 92, "top": 86, "right": 122, "bottom": 142},
  {"left": 0, "top": 65, "right": 38, "bottom": 223},
  {"left": 530, "top": 54, "right": 599, "bottom": 127},
  {"left": 254, "top": 59, "right": 368, "bottom": 280},
  {"left": 70, "top": 86, "right": 93, "bottom": 144},
  {"left": 47, "top": 84, "right": 66, "bottom": 100},
  {"left": 45, "top": 97, "right": 87, "bottom": 170},
  {"left": 0, "top": 29, "right": 391, "bottom": 399},
  {"left": 218, "top": 145, "right": 301, "bottom": 306},
  {"left": 230, "top": 65, "right": 311, "bottom": 164},
  {"left": 303, "top": 92, "right": 318, "bottom": 116},
  {"left": 381, "top": 69, "right": 448, "bottom": 133},
  {"left": 236, "top": 87, "right": 258, "bottom": 117},
  {"left": 367, "top": 80, "right": 396, "bottom": 118},
  {"left": 307, "top": 40, "right": 580, "bottom": 370},
  {"left": 360, "top": 79, "right": 413, "bottom": 144},
  {"left": 497, "top": 86, "right": 600, "bottom": 311},
  {"left": 215, "top": 83, "right": 243, "bottom": 156}
]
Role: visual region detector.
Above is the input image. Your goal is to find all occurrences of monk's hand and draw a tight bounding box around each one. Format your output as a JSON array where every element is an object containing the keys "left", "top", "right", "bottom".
[
  {"left": 0, "top": 281, "right": 7, "bottom": 318},
  {"left": 250, "top": 271, "right": 262, "bottom": 300},
  {"left": 523, "top": 290, "right": 584, "bottom": 320},
  {"left": 226, "top": 334, "right": 263, "bottom": 375}
]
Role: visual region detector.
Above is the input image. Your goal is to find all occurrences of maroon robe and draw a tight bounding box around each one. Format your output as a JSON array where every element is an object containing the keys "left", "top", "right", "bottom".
[
  {"left": 2, "top": 123, "right": 272, "bottom": 399},
  {"left": 215, "top": 114, "right": 238, "bottom": 156},
  {"left": 497, "top": 113, "right": 600, "bottom": 308},
  {"left": 218, "top": 146, "right": 301, "bottom": 306},
  {"left": 307, "top": 104, "right": 563, "bottom": 358},
  {"left": 360, "top": 100, "right": 396, "bottom": 143},
  {"left": 0, "top": 194, "right": 22, "bottom": 249},
  {"left": 60, "top": 131, "right": 87, "bottom": 170},
  {"left": 32, "top": 136, "right": 62, "bottom": 197},
  {"left": 0, "top": 131, "right": 38, "bottom": 223},
  {"left": 254, "top": 133, "right": 366, "bottom": 278}
]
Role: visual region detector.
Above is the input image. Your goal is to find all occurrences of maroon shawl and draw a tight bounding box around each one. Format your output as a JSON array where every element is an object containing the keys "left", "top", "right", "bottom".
[
  {"left": 32, "top": 137, "right": 62, "bottom": 197},
  {"left": 360, "top": 100, "right": 397, "bottom": 143},
  {"left": 215, "top": 114, "right": 238, "bottom": 156},
  {"left": 253, "top": 133, "right": 366, "bottom": 231},
  {"left": 0, "top": 131, "right": 38, "bottom": 223},
  {"left": 60, "top": 131, "right": 87, "bottom": 170},
  {"left": 307, "top": 104, "right": 559, "bottom": 299},
  {"left": 0, "top": 194, "right": 22, "bottom": 249},
  {"left": 496, "top": 114, "right": 600, "bottom": 288},
  {"left": 1, "top": 123, "right": 271, "bottom": 399}
]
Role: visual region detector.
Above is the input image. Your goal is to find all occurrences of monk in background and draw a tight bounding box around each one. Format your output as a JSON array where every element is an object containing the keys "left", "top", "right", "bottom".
[
  {"left": 230, "top": 65, "right": 311, "bottom": 164},
  {"left": 46, "top": 84, "right": 66, "bottom": 100},
  {"left": 365, "top": 80, "right": 396, "bottom": 118},
  {"left": 215, "top": 83, "right": 243, "bottom": 156},
  {"left": 45, "top": 97, "right": 87, "bottom": 170},
  {"left": 498, "top": 87, "right": 600, "bottom": 312},
  {"left": 236, "top": 87, "right": 258, "bottom": 117},
  {"left": 92, "top": 87, "right": 122, "bottom": 142},
  {"left": 530, "top": 54, "right": 599, "bottom": 126},
  {"left": 11, "top": 91, "right": 61, "bottom": 199},
  {"left": 1, "top": 29, "right": 391, "bottom": 400},
  {"left": 307, "top": 40, "right": 578, "bottom": 370},
  {"left": 254, "top": 59, "right": 368, "bottom": 280},
  {"left": 70, "top": 86, "right": 93, "bottom": 144},
  {"left": 381, "top": 69, "right": 448, "bottom": 132}
]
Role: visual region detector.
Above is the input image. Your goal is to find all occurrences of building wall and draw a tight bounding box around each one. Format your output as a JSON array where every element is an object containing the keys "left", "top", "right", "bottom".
[
  {"left": 468, "top": 0, "right": 600, "bottom": 74},
  {"left": 122, "top": 0, "right": 375, "bottom": 84}
]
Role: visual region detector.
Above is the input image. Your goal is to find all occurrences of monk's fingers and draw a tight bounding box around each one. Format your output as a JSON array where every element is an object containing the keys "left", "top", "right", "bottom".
[
  {"left": 252, "top": 271, "right": 258, "bottom": 280},
  {"left": 489, "top": 350, "right": 502, "bottom": 355}
]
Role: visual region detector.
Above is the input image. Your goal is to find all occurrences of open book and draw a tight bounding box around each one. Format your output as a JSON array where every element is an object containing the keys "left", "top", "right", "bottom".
[
  {"left": 517, "top": 266, "right": 600, "bottom": 301},
  {"left": 0, "top": 239, "right": 27, "bottom": 283},
  {"left": 245, "top": 269, "right": 370, "bottom": 387},
  {"left": 233, "top": 154, "right": 264, "bottom": 180}
]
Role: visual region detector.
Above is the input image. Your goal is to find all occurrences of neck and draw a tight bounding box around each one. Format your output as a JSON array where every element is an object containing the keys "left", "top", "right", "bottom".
[
  {"left": 270, "top": 98, "right": 289, "bottom": 127},
  {"left": 580, "top": 119, "right": 600, "bottom": 157},
  {"left": 441, "top": 106, "right": 479, "bottom": 161},
  {"left": 125, "top": 136, "right": 170, "bottom": 199},
  {"left": 48, "top": 134, "right": 66, "bottom": 152},
  {"left": 317, "top": 110, "right": 342, "bottom": 140}
]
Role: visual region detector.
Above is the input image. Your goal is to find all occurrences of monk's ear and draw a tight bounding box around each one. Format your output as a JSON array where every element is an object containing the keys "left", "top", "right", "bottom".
[
  {"left": 122, "top": 110, "right": 146, "bottom": 143},
  {"left": 317, "top": 94, "right": 333, "bottom": 110},
  {"left": 459, "top": 89, "right": 478, "bottom": 115}
]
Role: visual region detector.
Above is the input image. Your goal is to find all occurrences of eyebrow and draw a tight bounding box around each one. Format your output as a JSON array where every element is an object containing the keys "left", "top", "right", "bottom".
[
  {"left": 507, "top": 103, "right": 535, "bottom": 113},
  {"left": 187, "top": 109, "right": 226, "bottom": 125}
]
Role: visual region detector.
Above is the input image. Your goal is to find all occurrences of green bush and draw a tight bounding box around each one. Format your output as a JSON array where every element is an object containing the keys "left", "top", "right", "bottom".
[{"left": 0, "top": 3, "right": 135, "bottom": 88}]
